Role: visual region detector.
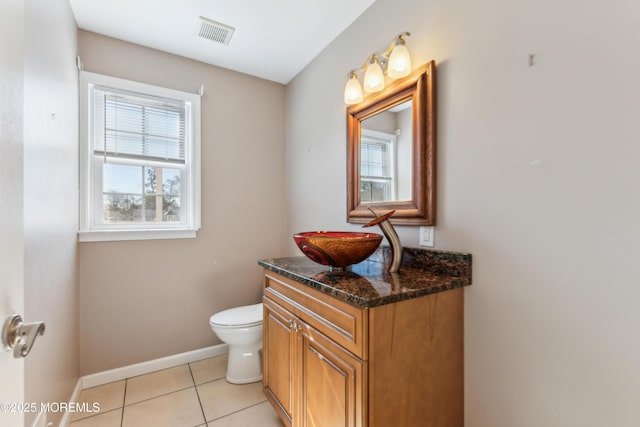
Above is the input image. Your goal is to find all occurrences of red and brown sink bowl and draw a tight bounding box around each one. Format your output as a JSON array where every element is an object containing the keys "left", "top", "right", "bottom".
[{"left": 293, "top": 231, "right": 383, "bottom": 271}]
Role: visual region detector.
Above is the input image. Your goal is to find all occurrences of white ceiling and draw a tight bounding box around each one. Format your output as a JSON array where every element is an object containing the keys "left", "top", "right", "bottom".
[{"left": 69, "top": 0, "right": 376, "bottom": 84}]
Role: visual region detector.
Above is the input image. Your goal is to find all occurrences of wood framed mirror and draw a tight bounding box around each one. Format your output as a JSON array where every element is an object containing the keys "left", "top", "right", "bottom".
[{"left": 347, "top": 60, "right": 436, "bottom": 225}]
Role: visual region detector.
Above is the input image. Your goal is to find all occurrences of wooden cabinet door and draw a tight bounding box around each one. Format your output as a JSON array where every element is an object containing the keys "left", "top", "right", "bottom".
[
  {"left": 263, "top": 297, "right": 298, "bottom": 427},
  {"left": 299, "top": 321, "right": 366, "bottom": 427}
]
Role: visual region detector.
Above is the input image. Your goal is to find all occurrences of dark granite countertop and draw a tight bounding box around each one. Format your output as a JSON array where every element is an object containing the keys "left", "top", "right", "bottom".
[{"left": 258, "top": 247, "right": 472, "bottom": 309}]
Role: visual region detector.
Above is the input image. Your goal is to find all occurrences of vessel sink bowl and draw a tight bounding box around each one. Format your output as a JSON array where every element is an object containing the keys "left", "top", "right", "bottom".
[{"left": 293, "top": 231, "right": 383, "bottom": 270}]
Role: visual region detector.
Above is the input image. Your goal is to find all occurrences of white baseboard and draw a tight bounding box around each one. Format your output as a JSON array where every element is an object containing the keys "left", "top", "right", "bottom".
[
  {"left": 58, "top": 379, "right": 82, "bottom": 427},
  {"left": 81, "top": 344, "right": 228, "bottom": 389},
  {"left": 56, "top": 346, "right": 227, "bottom": 426},
  {"left": 31, "top": 410, "right": 47, "bottom": 427}
]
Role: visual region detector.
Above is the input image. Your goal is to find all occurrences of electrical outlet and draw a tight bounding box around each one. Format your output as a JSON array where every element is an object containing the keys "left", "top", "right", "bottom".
[{"left": 419, "top": 226, "right": 434, "bottom": 247}]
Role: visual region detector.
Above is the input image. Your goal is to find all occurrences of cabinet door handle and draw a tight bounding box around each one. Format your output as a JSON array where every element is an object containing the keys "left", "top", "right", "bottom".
[{"left": 287, "top": 319, "right": 302, "bottom": 333}]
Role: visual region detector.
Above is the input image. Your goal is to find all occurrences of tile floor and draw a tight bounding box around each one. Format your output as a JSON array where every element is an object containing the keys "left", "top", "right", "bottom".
[{"left": 69, "top": 354, "right": 284, "bottom": 427}]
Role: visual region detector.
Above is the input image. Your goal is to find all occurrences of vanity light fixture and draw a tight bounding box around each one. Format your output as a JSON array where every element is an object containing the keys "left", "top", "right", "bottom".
[
  {"left": 343, "top": 32, "right": 412, "bottom": 105},
  {"left": 344, "top": 71, "right": 364, "bottom": 104},
  {"left": 363, "top": 55, "right": 385, "bottom": 93}
]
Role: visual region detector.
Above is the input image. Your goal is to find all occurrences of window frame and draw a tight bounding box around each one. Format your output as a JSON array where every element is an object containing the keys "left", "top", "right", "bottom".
[
  {"left": 79, "top": 71, "right": 201, "bottom": 242},
  {"left": 359, "top": 128, "right": 397, "bottom": 202}
]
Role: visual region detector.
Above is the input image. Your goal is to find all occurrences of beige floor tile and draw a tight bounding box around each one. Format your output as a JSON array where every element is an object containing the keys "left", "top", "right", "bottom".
[
  {"left": 190, "top": 355, "right": 228, "bottom": 385},
  {"left": 69, "top": 408, "right": 122, "bottom": 427},
  {"left": 125, "top": 364, "right": 194, "bottom": 405},
  {"left": 206, "top": 402, "right": 283, "bottom": 427},
  {"left": 122, "top": 387, "right": 205, "bottom": 427},
  {"left": 72, "top": 380, "right": 126, "bottom": 421},
  {"left": 197, "top": 379, "right": 266, "bottom": 423}
]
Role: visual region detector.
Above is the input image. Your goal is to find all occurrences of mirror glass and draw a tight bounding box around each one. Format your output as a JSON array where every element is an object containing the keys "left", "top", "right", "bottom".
[
  {"left": 359, "top": 100, "right": 412, "bottom": 203},
  {"left": 347, "top": 61, "right": 435, "bottom": 226}
]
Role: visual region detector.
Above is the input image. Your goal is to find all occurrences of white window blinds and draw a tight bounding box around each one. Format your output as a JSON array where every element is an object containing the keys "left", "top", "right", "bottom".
[
  {"left": 360, "top": 138, "right": 391, "bottom": 180},
  {"left": 92, "top": 86, "right": 186, "bottom": 164}
]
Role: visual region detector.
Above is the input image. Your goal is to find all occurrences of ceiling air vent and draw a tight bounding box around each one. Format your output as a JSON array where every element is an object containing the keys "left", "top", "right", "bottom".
[{"left": 195, "top": 16, "right": 235, "bottom": 46}]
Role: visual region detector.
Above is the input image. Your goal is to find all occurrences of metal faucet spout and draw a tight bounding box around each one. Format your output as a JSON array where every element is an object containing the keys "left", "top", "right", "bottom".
[{"left": 363, "top": 207, "right": 403, "bottom": 272}]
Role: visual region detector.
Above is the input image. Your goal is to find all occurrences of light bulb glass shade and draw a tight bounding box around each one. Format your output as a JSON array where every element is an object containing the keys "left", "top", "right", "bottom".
[
  {"left": 344, "top": 73, "right": 363, "bottom": 105},
  {"left": 387, "top": 43, "right": 411, "bottom": 79},
  {"left": 363, "top": 57, "right": 385, "bottom": 93}
]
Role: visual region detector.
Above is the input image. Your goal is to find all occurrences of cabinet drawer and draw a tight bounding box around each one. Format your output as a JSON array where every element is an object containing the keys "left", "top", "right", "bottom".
[{"left": 264, "top": 271, "right": 367, "bottom": 359}]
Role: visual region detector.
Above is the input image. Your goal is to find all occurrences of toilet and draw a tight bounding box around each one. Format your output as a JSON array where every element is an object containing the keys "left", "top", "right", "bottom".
[{"left": 209, "top": 303, "right": 263, "bottom": 384}]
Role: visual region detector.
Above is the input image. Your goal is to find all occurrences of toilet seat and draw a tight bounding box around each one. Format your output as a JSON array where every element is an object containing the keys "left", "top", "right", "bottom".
[{"left": 210, "top": 303, "right": 263, "bottom": 328}]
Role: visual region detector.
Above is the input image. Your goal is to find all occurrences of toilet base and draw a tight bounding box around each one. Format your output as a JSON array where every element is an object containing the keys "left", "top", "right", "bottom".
[
  {"left": 225, "top": 344, "right": 263, "bottom": 384},
  {"left": 226, "top": 373, "right": 263, "bottom": 384}
]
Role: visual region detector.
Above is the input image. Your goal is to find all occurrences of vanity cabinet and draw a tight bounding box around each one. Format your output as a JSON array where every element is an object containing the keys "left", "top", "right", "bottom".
[{"left": 262, "top": 268, "right": 464, "bottom": 427}]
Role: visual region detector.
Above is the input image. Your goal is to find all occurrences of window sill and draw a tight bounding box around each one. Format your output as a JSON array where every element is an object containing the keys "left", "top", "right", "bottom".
[{"left": 78, "top": 228, "right": 197, "bottom": 243}]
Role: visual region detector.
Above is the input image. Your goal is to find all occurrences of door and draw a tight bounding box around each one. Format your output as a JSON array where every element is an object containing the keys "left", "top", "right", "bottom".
[
  {"left": 0, "top": 1, "right": 26, "bottom": 426},
  {"left": 263, "top": 297, "right": 297, "bottom": 427},
  {"left": 300, "top": 322, "right": 365, "bottom": 427}
]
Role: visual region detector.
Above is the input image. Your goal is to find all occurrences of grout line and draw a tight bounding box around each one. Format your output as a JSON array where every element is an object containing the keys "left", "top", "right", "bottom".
[
  {"left": 191, "top": 354, "right": 227, "bottom": 386},
  {"left": 121, "top": 363, "right": 196, "bottom": 407},
  {"left": 125, "top": 363, "right": 190, "bottom": 381},
  {"left": 123, "top": 384, "right": 196, "bottom": 407},
  {"left": 205, "top": 399, "right": 270, "bottom": 424},
  {"left": 194, "top": 374, "right": 227, "bottom": 387},
  {"left": 189, "top": 362, "right": 209, "bottom": 426},
  {"left": 85, "top": 356, "right": 233, "bottom": 426},
  {"left": 67, "top": 408, "right": 123, "bottom": 425},
  {"left": 120, "top": 379, "right": 127, "bottom": 427}
]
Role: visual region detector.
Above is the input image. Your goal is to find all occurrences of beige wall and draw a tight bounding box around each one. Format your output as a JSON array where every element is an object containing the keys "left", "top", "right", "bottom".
[
  {"left": 77, "top": 31, "right": 287, "bottom": 375},
  {"left": 22, "top": 0, "right": 80, "bottom": 425},
  {"left": 286, "top": 0, "right": 640, "bottom": 426}
]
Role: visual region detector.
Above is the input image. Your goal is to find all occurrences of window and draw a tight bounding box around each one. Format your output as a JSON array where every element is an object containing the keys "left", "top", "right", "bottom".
[
  {"left": 360, "top": 129, "right": 396, "bottom": 202},
  {"left": 79, "top": 72, "right": 201, "bottom": 242}
]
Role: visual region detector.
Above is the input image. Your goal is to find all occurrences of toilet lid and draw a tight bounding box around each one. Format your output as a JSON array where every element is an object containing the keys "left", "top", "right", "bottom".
[{"left": 210, "top": 303, "right": 263, "bottom": 327}]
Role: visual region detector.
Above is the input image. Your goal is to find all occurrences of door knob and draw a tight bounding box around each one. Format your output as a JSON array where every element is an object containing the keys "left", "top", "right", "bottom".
[{"left": 2, "top": 314, "right": 45, "bottom": 358}]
